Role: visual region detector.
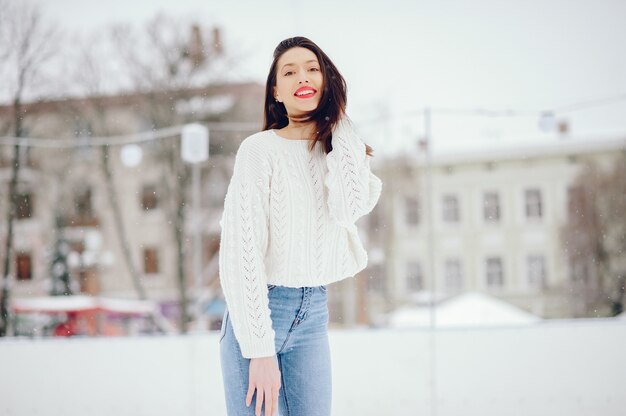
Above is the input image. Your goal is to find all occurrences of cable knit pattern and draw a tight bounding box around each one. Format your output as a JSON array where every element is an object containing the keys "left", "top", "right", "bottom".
[
  {"left": 219, "top": 139, "right": 275, "bottom": 358},
  {"left": 325, "top": 116, "right": 383, "bottom": 276},
  {"left": 308, "top": 149, "right": 326, "bottom": 280},
  {"left": 219, "top": 118, "right": 382, "bottom": 358},
  {"left": 325, "top": 116, "right": 383, "bottom": 227},
  {"left": 269, "top": 156, "right": 288, "bottom": 279}
]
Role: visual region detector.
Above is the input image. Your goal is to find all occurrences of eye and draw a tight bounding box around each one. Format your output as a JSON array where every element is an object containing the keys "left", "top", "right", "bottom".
[
  {"left": 309, "top": 67, "right": 320, "bottom": 72},
  {"left": 284, "top": 71, "right": 294, "bottom": 76}
]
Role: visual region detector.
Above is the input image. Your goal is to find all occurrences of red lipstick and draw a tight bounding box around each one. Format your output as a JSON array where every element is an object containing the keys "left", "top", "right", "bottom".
[{"left": 294, "top": 87, "right": 317, "bottom": 98}]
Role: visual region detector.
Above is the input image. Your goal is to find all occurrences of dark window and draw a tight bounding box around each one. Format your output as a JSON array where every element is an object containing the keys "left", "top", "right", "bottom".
[
  {"left": 142, "top": 185, "right": 158, "bottom": 211},
  {"left": 16, "top": 253, "right": 32, "bottom": 281},
  {"left": 525, "top": 189, "right": 542, "bottom": 219},
  {"left": 16, "top": 193, "right": 33, "bottom": 219},
  {"left": 143, "top": 248, "right": 159, "bottom": 274},
  {"left": 75, "top": 186, "right": 93, "bottom": 218},
  {"left": 486, "top": 257, "right": 504, "bottom": 288},
  {"left": 442, "top": 194, "right": 460, "bottom": 223},
  {"left": 483, "top": 192, "right": 500, "bottom": 222}
]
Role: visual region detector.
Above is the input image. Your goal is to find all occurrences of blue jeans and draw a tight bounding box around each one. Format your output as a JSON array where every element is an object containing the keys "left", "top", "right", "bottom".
[{"left": 219, "top": 284, "right": 332, "bottom": 416}]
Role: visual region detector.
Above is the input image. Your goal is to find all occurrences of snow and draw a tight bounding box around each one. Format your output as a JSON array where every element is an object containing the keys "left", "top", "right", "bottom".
[
  {"left": 1, "top": 319, "right": 625, "bottom": 415},
  {"left": 389, "top": 291, "right": 541, "bottom": 328}
]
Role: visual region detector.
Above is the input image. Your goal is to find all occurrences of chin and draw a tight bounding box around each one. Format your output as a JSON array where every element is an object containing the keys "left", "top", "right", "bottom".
[
  {"left": 298, "top": 103, "right": 321, "bottom": 112},
  {"left": 289, "top": 107, "right": 318, "bottom": 118}
]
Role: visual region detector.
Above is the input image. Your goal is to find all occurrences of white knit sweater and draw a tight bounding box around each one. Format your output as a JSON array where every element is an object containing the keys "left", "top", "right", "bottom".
[{"left": 218, "top": 117, "right": 382, "bottom": 358}]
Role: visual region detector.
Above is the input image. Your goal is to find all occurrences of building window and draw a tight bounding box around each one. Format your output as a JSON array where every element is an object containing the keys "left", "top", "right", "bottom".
[
  {"left": 74, "top": 185, "right": 93, "bottom": 218},
  {"left": 366, "top": 264, "right": 386, "bottom": 293},
  {"left": 486, "top": 257, "right": 504, "bottom": 288},
  {"left": 142, "top": 185, "right": 158, "bottom": 211},
  {"left": 444, "top": 259, "right": 463, "bottom": 292},
  {"left": 483, "top": 192, "right": 500, "bottom": 222},
  {"left": 406, "top": 261, "right": 423, "bottom": 291},
  {"left": 404, "top": 196, "right": 420, "bottom": 226},
  {"left": 524, "top": 188, "right": 543, "bottom": 220},
  {"left": 442, "top": 194, "right": 460, "bottom": 223},
  {"left": 16, "top": 193, "right": 33, "bottom": 219},
  {"left": 143, "top": 247, "right": 159, "bottom": 275},
  {"left": 16, "top": 252, "right": 32, "bottom": 281},
  {"left": 527, "top": 255, "right": 547, "bottom": 289}
]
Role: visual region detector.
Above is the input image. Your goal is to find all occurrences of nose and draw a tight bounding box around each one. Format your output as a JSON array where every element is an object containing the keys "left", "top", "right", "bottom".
[{"left": 297, "top": 70, "right": 310, "bottom": 84}]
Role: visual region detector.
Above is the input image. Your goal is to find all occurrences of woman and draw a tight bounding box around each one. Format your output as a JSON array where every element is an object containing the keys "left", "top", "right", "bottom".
[{"left": 218, "top": 36, "right": 382, "bottom": 416}]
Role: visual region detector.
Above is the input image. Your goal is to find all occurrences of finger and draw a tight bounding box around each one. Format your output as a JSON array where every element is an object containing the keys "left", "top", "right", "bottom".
[
  {"left": 245, "top": 383, "right": 255, "bottom": 407},
  {"left": 255, "top": 388, "right": 264, "bottom": 416},
  {"left": 272, "top": 387, "right": 280, "bottom": 415},
  {"left": 265, "top": 395, "right": 272, "bottom": 416},
  {"left": 267, "top": 387, "right": 279, "bottom": 416}
]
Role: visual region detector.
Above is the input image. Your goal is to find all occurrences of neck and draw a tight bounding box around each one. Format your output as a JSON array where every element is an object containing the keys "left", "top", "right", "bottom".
[{"left": 285, "top": 119, "right": 317, "bottom": 139}]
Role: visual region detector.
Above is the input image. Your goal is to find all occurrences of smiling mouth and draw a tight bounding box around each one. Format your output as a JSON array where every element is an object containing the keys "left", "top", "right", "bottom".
[{"left": 294, "top": 88, "right": 317, "bottom": 98}]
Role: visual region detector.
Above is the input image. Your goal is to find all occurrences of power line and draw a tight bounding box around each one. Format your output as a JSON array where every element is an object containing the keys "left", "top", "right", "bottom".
[
  {"left": 550, "top": 93, "right": 626, "bottom": 113},
  {"left": 0, "top": 125, "right": 184, "bottom": 148},
  {"left": 432, "top": 93, "right": 626, "bottom": 116},
  {"left": 0, "top": 122, "right": 260, "bottom": 148},
  {"left": 356, "top": 92, "right": 626, "bottom": 124},
  {"left": 1, "top": 93, "right": 625, "bottom": 147}
]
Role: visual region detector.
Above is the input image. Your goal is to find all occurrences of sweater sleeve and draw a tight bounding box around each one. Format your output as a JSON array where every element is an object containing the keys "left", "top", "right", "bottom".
[
  {"left": 218, "top": 138, "right": 275, "bottom": 359},
  {"left": 324, "top": 116, "right": 383, "bottom": 229}
]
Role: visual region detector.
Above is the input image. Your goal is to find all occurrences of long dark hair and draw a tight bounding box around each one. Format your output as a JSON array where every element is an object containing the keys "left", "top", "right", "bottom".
[{"left": 262, "top": 36, "right": 373, "bottom": 156}]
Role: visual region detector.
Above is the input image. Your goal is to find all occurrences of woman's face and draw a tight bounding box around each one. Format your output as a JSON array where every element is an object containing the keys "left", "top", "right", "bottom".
[{"left": 273, "top": 47, "right": 324, "bottom": 118}]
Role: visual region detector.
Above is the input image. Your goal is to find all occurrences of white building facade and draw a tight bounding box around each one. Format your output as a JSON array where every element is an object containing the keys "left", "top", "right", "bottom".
[{"left": 360, "top": 136, "right": 626, "bottom": 321}]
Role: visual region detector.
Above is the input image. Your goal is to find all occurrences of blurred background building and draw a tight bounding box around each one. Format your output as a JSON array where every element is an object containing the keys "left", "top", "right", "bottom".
[
  {"left": 1, "top": 1, "right": 625, "bottom": 338},
  {"left": 2, "top": 81, "right": 626, "bottom": 333},
  {"left": 0, "top": 79, "right": 265, "bottom": 333},
  {"left": 360, "top": 132, "right": 626, "bottom": 325}
]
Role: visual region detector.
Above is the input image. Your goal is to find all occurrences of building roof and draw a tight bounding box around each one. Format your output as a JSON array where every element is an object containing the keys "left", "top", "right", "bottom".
[
  {"left": 0, "top": 82, "right": 264, "bottom": 117},
  {"left": 429, "top": 135, "right": 626, "bottom": 166},
  {"left": 379, "top": 134, "right": 626, "bottom": 168}
]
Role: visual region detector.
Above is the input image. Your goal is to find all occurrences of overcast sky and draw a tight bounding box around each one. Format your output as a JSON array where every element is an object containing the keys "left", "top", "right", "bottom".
[{"left": 34, "top": 0, "right": 626, "bottom": 155}]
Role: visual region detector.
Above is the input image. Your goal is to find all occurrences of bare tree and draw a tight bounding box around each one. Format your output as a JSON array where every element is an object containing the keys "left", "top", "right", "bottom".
[
  {"left": 66, "top": 35, "right": 149, "bottom": 301},
  {"left": 561, "top": 155, "right": 626, "bottom": 317},
  {"left": 0, "top": 0, "right": 60, "bottom": 337},
  {"left": 109, "top": 14, "right": 230, "bottom": 333}
]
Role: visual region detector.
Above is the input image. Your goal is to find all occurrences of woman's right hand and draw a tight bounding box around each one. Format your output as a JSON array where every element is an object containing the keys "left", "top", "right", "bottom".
[{"left": 246, "top": 355, "right": 281, "bottom": 416}]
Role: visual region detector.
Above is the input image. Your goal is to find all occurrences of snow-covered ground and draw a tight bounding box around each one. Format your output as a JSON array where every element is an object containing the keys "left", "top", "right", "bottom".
[{"left": 1, "top": 319, "right": 625, "bottom": 416}]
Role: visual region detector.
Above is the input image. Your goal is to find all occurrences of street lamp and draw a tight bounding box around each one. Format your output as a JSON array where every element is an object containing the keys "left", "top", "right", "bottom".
[
  {"left": 181, "top": 123, "right": 209, "bottom": 330},
  {"left": 120, "top": 144, "right": 143, "bottom": 167}
]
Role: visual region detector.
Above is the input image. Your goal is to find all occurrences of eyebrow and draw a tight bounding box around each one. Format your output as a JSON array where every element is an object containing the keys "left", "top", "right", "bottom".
[{"left": 280, "top": 60, "right": 319, "bottom": 71}]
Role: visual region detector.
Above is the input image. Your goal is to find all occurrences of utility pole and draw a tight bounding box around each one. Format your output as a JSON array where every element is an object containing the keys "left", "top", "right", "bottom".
[
  {"left": 181, "top": 123, "right": 209, "bottom": 331},
  {"left": 423, "top": 107, "right": 438, "bottom": 416}
]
